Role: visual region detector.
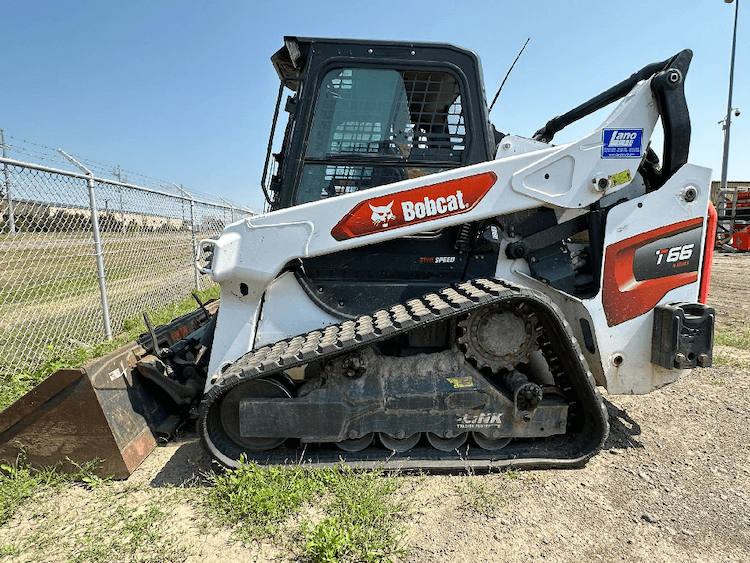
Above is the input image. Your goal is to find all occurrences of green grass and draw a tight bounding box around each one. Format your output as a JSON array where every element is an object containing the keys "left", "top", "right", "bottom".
[
  {"left": 206, "top": 460, "right": 327, "bottom": 540},
  {"left": 453, "top": 471, "right": 515, "bottom": 516},
  {"left": 715, "top": 327, "right": 750, "bottom": 350},
  {"left": 0, "top": 233, "right": 197, "bottom": 305},
  {"left": 712, "top": 354, "right": 746, "bottom": 370},
  {"left": 1, "top": 479, "right": 188, "bottom": 562},
  {"left": 302, "top": 466, "right": 407, "bottom": 563},
  {"left": 702, "top": 371, "right": 727, "bottom": 386},
  {"left": 70, "top": 495, "right": 187, "bottom": 563},
  {"left": 0, "top": 453, "right": 106, "bottom": 526},
  {"left": 1, "top": 450, "right": 189, "bottom": 562},
  {"left": 0, "top": 230, "right": 214, "bottom": 387},
  {"left": 3, "top": 457, "right": 411, "bottom": 562},
  {"left": 0, "top": 457, "right": 54, "bottom": 526},
  {"left": 0, "top": 285, "right": 219, "bottom": 411},
  {"left": 206, "top": 459, "right": 409, "bottom": 562}
]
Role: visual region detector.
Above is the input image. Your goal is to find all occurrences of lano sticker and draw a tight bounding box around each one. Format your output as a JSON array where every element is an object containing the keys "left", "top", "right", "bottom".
[
  {"left": 331, "top": 172, "right": 497, "bottom": 241},
  {"left": 602, "top": 129, "right": 643, "bottom": 159}
]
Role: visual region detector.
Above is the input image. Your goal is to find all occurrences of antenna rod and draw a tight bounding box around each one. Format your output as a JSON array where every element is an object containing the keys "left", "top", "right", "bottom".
[{"left": 489, "top": 37, "right": 530, "bottom": 113}]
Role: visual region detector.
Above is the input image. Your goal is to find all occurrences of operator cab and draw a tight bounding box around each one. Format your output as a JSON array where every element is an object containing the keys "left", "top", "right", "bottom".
[
  {"left": 264, "top": 36, "right": 498, "bottom": 209},
  {"left": 262, "top": 37, "right": 501, "bottom": 319}
]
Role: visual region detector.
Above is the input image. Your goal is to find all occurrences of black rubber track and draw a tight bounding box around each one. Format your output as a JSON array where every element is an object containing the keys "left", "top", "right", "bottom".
[{"left": 198, "top": 278, "right": 609, "bottom": 471}]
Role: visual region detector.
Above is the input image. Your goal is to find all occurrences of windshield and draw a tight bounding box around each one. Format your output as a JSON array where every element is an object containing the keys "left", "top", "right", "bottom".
[{"left": 296, "top": 67, "right": 467, "bottom": 204}]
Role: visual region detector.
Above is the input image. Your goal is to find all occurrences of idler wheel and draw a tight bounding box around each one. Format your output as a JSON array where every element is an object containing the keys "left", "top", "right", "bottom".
[{"left": 215, "top": 376, "right": 292, "bottom": 453}]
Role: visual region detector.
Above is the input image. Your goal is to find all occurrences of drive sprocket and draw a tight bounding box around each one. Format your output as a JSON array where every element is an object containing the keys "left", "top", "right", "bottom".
[{"left": 457, "top": 303, "right": 540, "bottom": 372}]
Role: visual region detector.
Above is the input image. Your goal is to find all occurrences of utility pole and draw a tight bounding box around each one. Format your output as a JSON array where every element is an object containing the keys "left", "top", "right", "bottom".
[{"left": 719, "top": 0, "right": 741, "bottom": 244}]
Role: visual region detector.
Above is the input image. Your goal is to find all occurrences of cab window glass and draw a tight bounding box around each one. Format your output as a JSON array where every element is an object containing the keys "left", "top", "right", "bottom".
[{"left": 297, "top": 68, "right": 467, "bottom": 204}]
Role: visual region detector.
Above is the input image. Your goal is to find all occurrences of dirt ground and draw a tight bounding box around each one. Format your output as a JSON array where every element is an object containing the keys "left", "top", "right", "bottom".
[{"left": 2, "top": 253, "right": 749, "bottom": 562}]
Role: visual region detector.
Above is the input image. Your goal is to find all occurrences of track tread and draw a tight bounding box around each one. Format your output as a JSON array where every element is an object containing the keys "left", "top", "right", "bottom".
[{"left": 198, "top": 277, "right": 609, "bottom": 470}]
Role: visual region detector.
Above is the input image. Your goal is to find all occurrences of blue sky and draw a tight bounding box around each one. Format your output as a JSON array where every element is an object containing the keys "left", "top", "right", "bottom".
[{"left": 1, "top": 0, "right": 747, "bottom": 211}]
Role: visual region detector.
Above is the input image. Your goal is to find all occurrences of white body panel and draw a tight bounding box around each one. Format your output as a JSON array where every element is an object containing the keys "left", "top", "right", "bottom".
[
  {"left": 201, "top": 77, "right": 711, "bottom": 395},
  {"left": 489, "top": 163, "right": 711, "bottom": 394},
  {"left": 254, "top": 272, "right": 341, "bottom": 349}
]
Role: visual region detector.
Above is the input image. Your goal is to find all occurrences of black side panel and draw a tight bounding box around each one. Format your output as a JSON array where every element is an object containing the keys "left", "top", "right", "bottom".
[{"left": 298, "top": 228, "right": 500, "bottom": 318}]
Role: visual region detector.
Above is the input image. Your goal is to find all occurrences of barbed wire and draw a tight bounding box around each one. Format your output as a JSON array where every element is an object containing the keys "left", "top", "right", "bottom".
[
  {"left": 2, "top": 138, "right": 72, "bottom": 169},
  {"left": 1, "top": 132, "right": 252, "bottom": 210}
]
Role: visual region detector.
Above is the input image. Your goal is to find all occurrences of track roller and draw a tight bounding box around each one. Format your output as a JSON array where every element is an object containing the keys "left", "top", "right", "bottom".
[
  {"left": 472, "top": 433, "right": 512, "bottom": 451},
  {"left": 201, "top": 374, "right": 294, "bottom": 466},
  {"left": 336, "top": 433, "right": 374, "bottom": 452},
  {"left": 427, "top": 432, "right": 468, "bottom": 452},
  {"left": 379, "top": 432, "right": 421, "bottom": 452}
]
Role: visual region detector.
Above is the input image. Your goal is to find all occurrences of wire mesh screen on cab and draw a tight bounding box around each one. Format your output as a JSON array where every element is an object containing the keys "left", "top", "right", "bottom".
[{"left": 297, "top": 68, "right": 467, "bottom": 204}]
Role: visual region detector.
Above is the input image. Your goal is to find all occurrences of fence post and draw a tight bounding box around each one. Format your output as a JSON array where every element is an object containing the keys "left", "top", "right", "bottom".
[
  {"left": 190, "top": 198, "right": 200, "bottom": 290},
  {"left": 119, "top": 188, "right": 126, "bottom": 235},
  {"left": 175, "top": 184, "right": 200, "bottom": 290},
  {"left": 220, "top": 197, "right": 236, "bottom": 223},
  {"left": 59, "top": 149, "right": 113, "bottom": 340},
  {"left": 1, "top": 130, "right": 17, "bottom": 235}
]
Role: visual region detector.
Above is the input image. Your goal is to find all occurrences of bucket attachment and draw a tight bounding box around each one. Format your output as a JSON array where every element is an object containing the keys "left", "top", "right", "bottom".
[{"left": 0, "top": 301, "right": 217, "bottom": 479}]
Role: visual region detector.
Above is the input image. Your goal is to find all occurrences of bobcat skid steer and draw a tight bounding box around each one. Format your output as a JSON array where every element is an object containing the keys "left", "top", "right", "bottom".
[{"left": 0, "top": 37, "right": 716, "bottom": 476}]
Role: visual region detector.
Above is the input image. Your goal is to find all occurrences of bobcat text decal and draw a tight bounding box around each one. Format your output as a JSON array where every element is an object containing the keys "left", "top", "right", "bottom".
[{"left": 331, "top": 172, "right": 497, "bottom": 241}]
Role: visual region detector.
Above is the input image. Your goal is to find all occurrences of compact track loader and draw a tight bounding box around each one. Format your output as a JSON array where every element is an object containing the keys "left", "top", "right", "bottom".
[{"left": 0, "top": 37, "right": 716, "bottom": 476}]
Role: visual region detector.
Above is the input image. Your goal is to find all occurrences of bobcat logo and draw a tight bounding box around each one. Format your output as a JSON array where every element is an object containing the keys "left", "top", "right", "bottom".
[{"left": 369, "top": 201, "right": 396, "bottom": 227}]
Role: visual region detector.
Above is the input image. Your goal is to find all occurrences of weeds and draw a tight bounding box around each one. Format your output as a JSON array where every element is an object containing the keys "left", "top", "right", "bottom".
[
  {"left": 206, "top": 459, "right": 409, "bottom": 562},
  {"left": 0, "top": 454, "right": 108, "bottom": 526},
  {"left": 0, "top": 543, "right": 19, "bottom": 557},
  {"left": 713, "top": 353, "right": 747, "bottom": 370},
  {"left": 0, "top": 374, "right": 35, "bottom": 412},
  {"left": 207, "top": 459, "right": 325, "bottom": 540},
  {"left": 452, "top": 468, "right": 525, "bottom": 516},
  {"left": 71, "top": 498, "right": 186, "bottom": 563},
  {"left": 1, "top": 454, "right": 188, "bottom": 563},
  {"left": 8, "top": 486, "right": 188, "bottom": 563},
  {"left": 702, "top": 372, "right": 726, "bottom": 386},
  {"left": 503, "top": 469, "right": 520, "bottom": 480},
  {"left": 715, "top": 327, "right": 750, "bottom": 350},
  {"left": 303, "top": 517, "right": 353, "bottom": 563},
  {"left": 454, "top": 475, "right": 505, "bottom": 516},
  {"left": 303, "top": 466, "right": 408, "bottom": 562},
  {"left": 0, "top": 456, "right": 48, "bottom": 526}
]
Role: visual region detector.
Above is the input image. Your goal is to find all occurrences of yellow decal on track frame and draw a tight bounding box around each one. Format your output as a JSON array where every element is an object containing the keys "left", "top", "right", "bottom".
[{"left": 446, "top": 376, "right": 474, "bottom": 388}]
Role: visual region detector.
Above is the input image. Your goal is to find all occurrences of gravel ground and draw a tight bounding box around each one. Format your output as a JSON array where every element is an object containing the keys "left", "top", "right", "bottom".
[
  {"left": 134, "top": 252, "right": 750, "bottom": 562},
  {"left": 1, "top": 253, "right": 748, "bottom": 562}
]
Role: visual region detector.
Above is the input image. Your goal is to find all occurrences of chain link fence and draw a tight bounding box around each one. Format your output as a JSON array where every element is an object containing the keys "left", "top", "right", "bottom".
[{"left": 0, "top": 135, "right": 254, "bottom": 378}]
